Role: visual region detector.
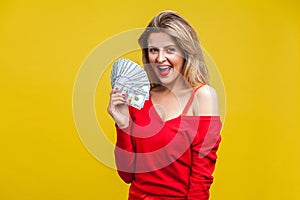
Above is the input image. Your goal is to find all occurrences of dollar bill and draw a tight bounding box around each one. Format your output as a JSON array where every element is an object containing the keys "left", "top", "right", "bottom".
[{"left": 113, "top": 82, "right": 148, "bottom": 109}]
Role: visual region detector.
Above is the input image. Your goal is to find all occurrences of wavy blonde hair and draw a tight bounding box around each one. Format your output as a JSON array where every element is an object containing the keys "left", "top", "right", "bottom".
[{"left": 138, "top": 10, "right": 209, "bottom": 88}]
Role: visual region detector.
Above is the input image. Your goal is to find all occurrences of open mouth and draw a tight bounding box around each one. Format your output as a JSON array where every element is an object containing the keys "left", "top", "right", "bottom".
[{"left": 157, "top": 65, "right": 172, "bottom": 76}]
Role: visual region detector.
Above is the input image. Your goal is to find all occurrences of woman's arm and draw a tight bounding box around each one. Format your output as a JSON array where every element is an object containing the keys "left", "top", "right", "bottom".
[
  {"left": 108, "top": 88, "right": 135, "bottom": 183},
  {"left": 187, "top": 85, "right": 222, "bottom": 200},
  {"left": 114, "top": 124, "right": 135, "bottom": 183}
]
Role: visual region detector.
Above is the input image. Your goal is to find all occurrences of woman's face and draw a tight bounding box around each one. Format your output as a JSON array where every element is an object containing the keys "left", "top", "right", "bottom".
[{"left": 147, "top": 32, "right": 184, "bottom": 86}]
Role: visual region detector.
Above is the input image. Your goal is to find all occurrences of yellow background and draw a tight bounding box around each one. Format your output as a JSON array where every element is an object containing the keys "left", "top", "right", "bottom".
[{"left": 1, "top": 0, "right": 299, "bottom": 199}]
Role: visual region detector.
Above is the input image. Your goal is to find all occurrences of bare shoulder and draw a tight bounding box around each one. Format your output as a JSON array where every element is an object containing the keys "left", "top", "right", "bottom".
[
  {"left": 195, "top": 85, "right": 218, "bottom": 99},
  {"left": 194, "top": 85, "right": 220, "bottom": 116}
]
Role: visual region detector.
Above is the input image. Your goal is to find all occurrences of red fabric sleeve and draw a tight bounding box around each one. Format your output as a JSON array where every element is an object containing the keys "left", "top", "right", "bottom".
[
  {"left": 114, "top": 124, "right": 135, "bottom": 183},
  {"left": 187, "top": 116, "right": 222, "bottom": 200},
  {"left": 114, "top": 106, "right": 136, "bottom": 184}
]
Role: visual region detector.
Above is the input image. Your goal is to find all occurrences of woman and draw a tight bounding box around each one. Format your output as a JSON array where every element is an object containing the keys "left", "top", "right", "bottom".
[{"left": 108, "top": 11, "right": 222, "bottom": 200}]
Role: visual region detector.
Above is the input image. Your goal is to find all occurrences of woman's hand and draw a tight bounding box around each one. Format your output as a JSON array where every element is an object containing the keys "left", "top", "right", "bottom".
[{"left": 107, "top": 88, "right": 130, "bottom": 129}]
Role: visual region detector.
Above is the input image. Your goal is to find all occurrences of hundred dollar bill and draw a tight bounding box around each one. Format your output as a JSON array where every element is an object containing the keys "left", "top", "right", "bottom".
[{"left": 113, "top": 82, "right": 148, "bottom": 109}]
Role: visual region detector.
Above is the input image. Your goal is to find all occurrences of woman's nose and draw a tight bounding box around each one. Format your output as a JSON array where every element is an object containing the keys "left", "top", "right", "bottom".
[{"left": 156, "top": 50, "right": 166, "bottom": 63}]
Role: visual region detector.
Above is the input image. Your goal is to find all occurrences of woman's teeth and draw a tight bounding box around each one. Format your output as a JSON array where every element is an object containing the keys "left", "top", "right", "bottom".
[
  {"left": 157, "top": 65, "right": 172, "bottom": 76},
  {"left": 158, "top": 66, "right": 171, "bottom": 71}
]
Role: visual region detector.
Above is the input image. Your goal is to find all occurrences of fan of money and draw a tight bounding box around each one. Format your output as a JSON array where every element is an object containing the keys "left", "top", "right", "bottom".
[{"left": 110, "top": 58, "right": 150, "bottom": 109}]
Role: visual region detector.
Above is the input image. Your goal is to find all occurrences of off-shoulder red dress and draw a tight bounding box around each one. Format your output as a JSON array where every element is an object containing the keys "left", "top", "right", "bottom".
[{"left": 115, "top": 86, "right": 222, "bottom": 200}]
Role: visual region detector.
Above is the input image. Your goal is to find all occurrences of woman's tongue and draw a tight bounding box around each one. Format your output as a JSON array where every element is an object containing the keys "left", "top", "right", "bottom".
[{"left": 158, "top": 66, "right": 172, "bottom": 76}]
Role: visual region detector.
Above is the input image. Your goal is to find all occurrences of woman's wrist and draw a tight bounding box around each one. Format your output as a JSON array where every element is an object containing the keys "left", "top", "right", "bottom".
[{"left": 116, "top": 121, "right": 129, "bottom": 129}]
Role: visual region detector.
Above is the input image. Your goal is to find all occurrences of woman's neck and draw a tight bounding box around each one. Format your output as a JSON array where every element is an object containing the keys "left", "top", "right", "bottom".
[{"left": 154, "top": 77, "right": 192, "bottom": 95}]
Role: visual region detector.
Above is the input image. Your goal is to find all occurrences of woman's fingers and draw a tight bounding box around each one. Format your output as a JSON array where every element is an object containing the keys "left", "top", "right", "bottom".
[
  {"left": 110, "top": 87, "right": 120, "bottom": 95},
  {"left": 111, "top": 94, "right": 125, "bottom": 104},
  {"left": 111, "top": 92, "right": 124, "bottom": 98},
  {"left": 107, "top": 89, "right": 130, "bottom": 128},
  {"left": 108, "top": 89, "right": 126, "bottom": 115},
  {"left": 111, "top": 100, "right": 126, "bottom": 107},
  {"left": 110, "top": 88, "right": 126, "bottom": 105}
]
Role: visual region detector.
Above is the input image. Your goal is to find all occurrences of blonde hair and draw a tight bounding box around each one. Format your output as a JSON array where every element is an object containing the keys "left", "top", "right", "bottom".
[{"left": 138, "top": 10, "right": 209, "bottom": 88}]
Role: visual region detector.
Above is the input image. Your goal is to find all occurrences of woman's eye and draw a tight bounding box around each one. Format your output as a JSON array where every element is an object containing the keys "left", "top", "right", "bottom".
[
  {"left": 166, "top": 47, "right": 176, "bottom": 53},
  {"left": 148, "top": 48, "right": 158, "bottom": 53}
]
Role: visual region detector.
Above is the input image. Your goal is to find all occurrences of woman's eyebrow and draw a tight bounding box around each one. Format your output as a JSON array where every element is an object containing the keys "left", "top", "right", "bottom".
[
  {"left": 147, "top": 44, "right": 177, "bottom": 48},
  {"left": 164, "top": 45, "right": 177, "bottom": 48}
]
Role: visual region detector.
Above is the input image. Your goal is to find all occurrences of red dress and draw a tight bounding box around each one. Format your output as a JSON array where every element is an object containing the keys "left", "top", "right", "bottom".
[{"left": 114, "top": 86, "right": 222, "bottom": 200}]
